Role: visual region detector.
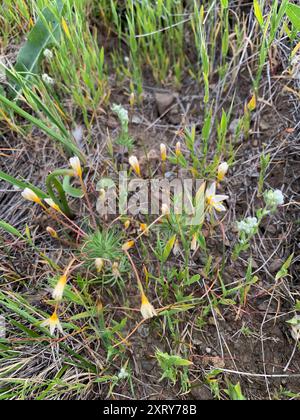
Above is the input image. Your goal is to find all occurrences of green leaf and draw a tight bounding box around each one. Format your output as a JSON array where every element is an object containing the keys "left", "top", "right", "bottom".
[
  {"left": 0, "top": 220, "right": 24, "bottom": 239},
  {"left": 226, "top": 382, "right": 246, "bottom": 401},
  {"left": 162, "top": 235, "right": 177, "bottom": 262},
  {"left": 15, "top": 0, "right": 64, "bottom": 76},
  {"left": 286, "top": 3, "right": 300, "bottom": 31},
  {"left": 275, "top": 254, "right": 294, "bottom": 281},
  {"left": 254, "top": 0, "right": 264, "bottom": 27},
  {"left": 0, "top": 170, "right": 47, "bottom": 198},
  {"left": 0, "top": 93, "right": 84, "bottom": 159},
  {"left": 63, "top": 176, "right": 84, "bottom": 198}
]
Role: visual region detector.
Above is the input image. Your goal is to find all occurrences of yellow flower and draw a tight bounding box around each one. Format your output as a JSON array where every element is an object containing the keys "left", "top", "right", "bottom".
[
  {"left": 160, "top": 143, "right": 167, "bottom": 161},
  {"left": 46, "top": 227, "right": 58, "bottom": 239},
  {"left": 139, "top": 223, "right": 149, "bottom": 236},
  {"left": 129, "top": 156, "right": 141, "bottom": 177},
  {"left": 191, "top": 234, "right": 198, "bottom": 251},
  {"left": 124, "top": 220, "right": 131, "bottom": 230},
  {"left": 122, "top": 240, "right": 135, "bottom": 251},
  {"left": 52, "top": 274, "right": 68, "bottom": 301},
  {"left": 95, "top": 258, "right": 104, "bottom": 273},
  {"left": 140, "top": 293, "right": 157, "bottom": 320},
  {"left": 217, "top": 162, "right": 229, "bottom": 182},
  {"left": 175, "top": 141, "right": 181, "bottom": 157},
  {"left": 45, "top": 198, "right": 61, "bottom": 212},
  {"left": 21, "top": 188, "right": 42, "bottom": 205},
  {"left": 205, "top": 182, "right": 229, "bottom": 213},
  {"left": 41, "top": 311, "right": 63, "bottom": 336},
  {"left": 70, "top": 156, "right": 82, "bottom": 179}
]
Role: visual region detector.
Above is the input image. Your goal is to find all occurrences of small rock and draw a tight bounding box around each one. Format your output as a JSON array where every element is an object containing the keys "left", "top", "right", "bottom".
[
  {"left": 141, "top": 360, "right": 155, "bottom": 373},
  {"left": 155, "top": 92, "right": 175, "bottom": 116},
  {"left": 190, "top": 384, "right": 213, "bottom": 400},
  {"left": 132, "top": 115, "right": 143, "bottom": 124},
  {"left": 269, "top": 258, "right": 283, "bottom": 274},
  {"left": 206, "top": 347, "right": 212, "bottom": 354}
]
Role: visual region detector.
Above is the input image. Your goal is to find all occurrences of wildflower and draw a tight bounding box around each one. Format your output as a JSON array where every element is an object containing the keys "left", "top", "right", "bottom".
[
  {"left": 217, "top": 162, "right": 229, "bottom": 182},
  {"left": 175, "top": 141, "right": 181, "bottom": 157},
  {"left": 161, "top": 203, "right": 170, "bottom": 216},
  {"left": 95, "top": 258, "right": 104, "bottom": 273},
  {"left": 43, "top": 48, "right": 53, "bottom": 60},
  {"left": 237, "top": 217, "right": 258, "bottom": 236},
  {"left": 205, "top": 182, "right": 228, "bottom": 212},
  {"left": 46, "top": 227, "right": 58, "bottom": 239},
  {"left": 124, "top": 220, "right": 131, "bottom": 230},
  {"left": 140, "top": 293, "right": 157, "bottom": 320},
  {"left": 21, "top": 188, "right": 42, "bottom": 205},
  {"left": 45, "top": 198, "right": 61, "bottom": 212},
  {"left": 191, "top": 233, "right": 198, "bottom": 251},
  {"left": 112, "top": 104, "right": 129, "bottom": 130},
  {"left": 160, "top": 143, "right": 167, "bottom": 161},
  {"left": 41, "top": 311, "right": 63, "bottom": 336},
  {"left": 264, "top": 189, "right": 284, "bottom": 211},
  {"left": 69, "top": 156, "right": 82, "bottom": 179},
  {"left": 118, "top": 367, "right": 129, "bottom": 380},
  {"left": 247, "top": 94, "right": 257, "bottom": 112},
  {"left": 122, "top": 240, "right": 135, "bottom": 252},
  {"left": 52, "top": 275, "right": 68, "bottom": 301},
  {"left": 139, "top": 223, "right": 149, "bottom": 236},
  {"left": 129, "top": 156, "right": 141, "bottom": 177},
  {"left": 129, "top": 92, "right": 135, "bottom": 108},
  {"left": 42, "top": 73, "right": 54, "bottom": 85},
  {"left": 112, "top": 262, "right": 120, "bottom": 278}
]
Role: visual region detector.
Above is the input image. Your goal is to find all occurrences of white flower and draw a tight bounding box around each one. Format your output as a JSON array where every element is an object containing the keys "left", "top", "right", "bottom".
[
  {"left": 52, "top": 275, "right": 68, "bottom": 301},
  {"left": 42, "top": 73, "right": 54, "bottom": 85},
  {"left": 95, "top": 258, "right": 104, "bottom": 273},
  {"left": 69, "top": 156, "right": 82, "bottom": 178},
  {"left": 41, "top": 311, "right": 63, "bottom": 336},
  {"left": 129, "top": 156, "right": 141, "bottom": 177},
  {"left": 45, "top": 198, "right": 61, "bottom": 212},
  {"left": 205, "top": 182, "right": 228, "bottom": 212},
  {"left": 21, "top": 188, "right": 42, "bottom": 204},
  {"left": 217, "top": 162, "right": 229, "bottom": 182},
  {"left": 160, "top": 143, "right": 167, "bottom": 161},
  {"left": 264, "top": 189, "right": 284, "bottom": 209},
  {"left": 175, "top": 142, "right": 181, "bottom": 157},
  {"left": 237, "top": 217, "right": 258, "bottom": 236},
  {"left": 140, "top": 293, "right": 157, "bottom": 320},
  {"left": 191, "top": 234, "right": 198, "bottom": 251},
  {"left": 43, "top": 49, "right": 53, "bottom": 60},
  {"left": 118, "top": 367, "right": 129, "bottom": 380}
]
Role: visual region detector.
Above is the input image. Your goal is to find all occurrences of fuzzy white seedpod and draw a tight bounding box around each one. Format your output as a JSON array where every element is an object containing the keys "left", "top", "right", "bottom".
[{"left": 42, "top": 73, "right": 55, "bottom": 85}]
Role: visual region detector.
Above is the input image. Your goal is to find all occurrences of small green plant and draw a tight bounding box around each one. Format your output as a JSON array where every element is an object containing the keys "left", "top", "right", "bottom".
[
  {"left": 234, "top": 189, "right": 285, "bottom": 259},
  {"left": 155, "top": 349, "right": 192, "bottom": 386},
  {"left": 111, "top": 103, "right": 134, "bottom": 150},
  {"left": 225, "top": 381, "right": 246, "bottom": 401}
]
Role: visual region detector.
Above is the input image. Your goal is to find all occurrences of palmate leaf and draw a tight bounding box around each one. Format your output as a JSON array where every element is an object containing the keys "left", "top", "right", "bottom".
[{"left": 15, "top": 0, "right": 64, "bottom": 76}]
